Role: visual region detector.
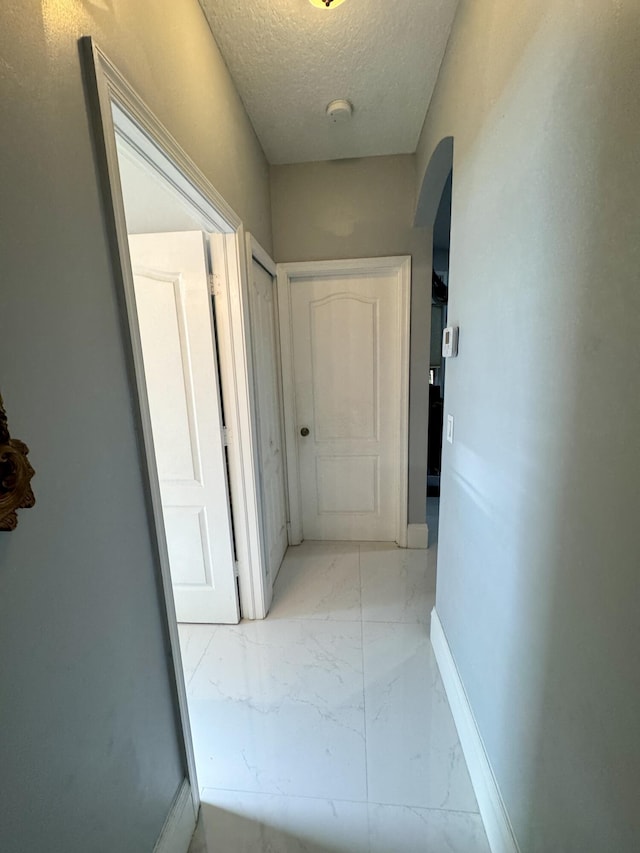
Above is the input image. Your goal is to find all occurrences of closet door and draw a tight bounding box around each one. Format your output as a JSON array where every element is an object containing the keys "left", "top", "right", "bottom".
[
  {"left": 129, "top": 231, "right": 239, "bottom": 624},
  {"left": 249, "top": 254, "right": 288, "bottom": 587}
]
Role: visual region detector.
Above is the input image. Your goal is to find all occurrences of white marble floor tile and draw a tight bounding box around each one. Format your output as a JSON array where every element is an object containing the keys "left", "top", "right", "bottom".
[
  {"left": 269, "top": 541, "right": 361, "bottom": 621},
  {"left": 178, "top": 624, "right": 218, "bottom": 686},
  {"left": 183, "top": 541, "right": 487, "bottom": 853},
  {"left": 367, "top": 803, "right": 490, "bottom": 853},
  {"left": 195, "top": 789, "right": 369, "bottom": 853},
  {"left": 362, "top": 621, "right": 477, "bottom": 812},
  {"left": 360, "top": 544, "right": 436, "bottom": 624},
  {"left": 187, "top": 619, "right": 367, "bottom": 801},
  {"left": 189, "top": 796, "right": 490, "bottom": 853}
]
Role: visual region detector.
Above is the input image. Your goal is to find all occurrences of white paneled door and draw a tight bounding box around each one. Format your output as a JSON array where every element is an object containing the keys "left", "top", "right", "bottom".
[
  {"left": 249, "top": 256, "right": 288, "bottom": 585},
  {"left": 285, "top": 262, "right": 409, "bottom": 541},
  {"left": 129, "top": 231, "right": 239, "bottom": 624}
]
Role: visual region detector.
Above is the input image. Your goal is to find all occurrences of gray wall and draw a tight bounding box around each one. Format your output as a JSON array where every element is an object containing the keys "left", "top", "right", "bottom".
[
  {"left": 416, "top": 0, "right": 640, "bottom": 849},
  {"left": 0, "top": 2, "right": 271, "bottom": 851},
  {"left": 271, "top": 156, "right": 431, "bottom": 526}
]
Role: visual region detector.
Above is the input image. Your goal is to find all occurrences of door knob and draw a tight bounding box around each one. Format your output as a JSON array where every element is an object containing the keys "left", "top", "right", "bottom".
[{"left": 300, "top": 427, "right": 310, "bottom": 437}]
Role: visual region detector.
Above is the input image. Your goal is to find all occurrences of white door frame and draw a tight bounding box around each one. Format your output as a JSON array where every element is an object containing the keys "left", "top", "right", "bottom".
[
  {"left": 246, "top": 233, "right": 278, "bottom": 281},
  {"left": 277, "top": 257, "right": 411, "bottom": 547},
  {"left": 82, "top": 37, "right": 268, "bottom": 823},
  {"left": 208, "top": 229, "right": 266, "bottom": 621}
]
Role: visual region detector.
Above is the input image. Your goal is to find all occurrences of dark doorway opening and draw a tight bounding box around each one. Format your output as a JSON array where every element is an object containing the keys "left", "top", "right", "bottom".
[{"left": 427, "top": 169, "right": 452, "bottom": 545}]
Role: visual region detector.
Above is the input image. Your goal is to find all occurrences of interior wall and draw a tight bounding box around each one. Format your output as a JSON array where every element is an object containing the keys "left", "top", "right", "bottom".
[
  {"left": 0, "top": 2, "right": 272, "bottom": 851},
  {"left": 271, "top": 155, "right": 431, "bottom": 528},
  {"left": 416, "top": 1, "right": 640, "bottom": 850}
]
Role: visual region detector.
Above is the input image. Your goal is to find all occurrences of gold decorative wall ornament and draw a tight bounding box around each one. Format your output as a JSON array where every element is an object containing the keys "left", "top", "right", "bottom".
[{"left": 0, "top": 394, "right": 35, "bottom": 531}]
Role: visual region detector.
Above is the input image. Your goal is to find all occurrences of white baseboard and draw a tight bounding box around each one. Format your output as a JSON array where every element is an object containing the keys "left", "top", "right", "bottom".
[
  {"left": 407, "top": 523, "right": 429, "bottom": 549},
  {"left": 430, "top": 610, "right": 520, "bottom": 853},
  {"left": 153, "top": 779, "right": 198, "bottom": 853}
]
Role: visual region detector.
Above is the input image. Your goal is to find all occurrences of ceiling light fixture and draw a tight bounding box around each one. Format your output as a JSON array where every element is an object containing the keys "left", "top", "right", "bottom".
[{"left": 309, "top": 0, "right": 348, "bottom": 8}]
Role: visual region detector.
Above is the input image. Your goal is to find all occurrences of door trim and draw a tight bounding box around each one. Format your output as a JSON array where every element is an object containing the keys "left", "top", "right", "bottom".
[
  {"left": 209, "top": 230, "right": 266, "bottom": 620},
  {"left": 83, "top": 39, "right": 264, "bottom": 622},
  {"left": 247, "top": 232, "right": 277, "bottom": 278},
  {"left": 82, "top": 37, "right": 266, "bottom": 818},
  {"left": 276, "top": 257, "right": 411, "bottom": 546}
]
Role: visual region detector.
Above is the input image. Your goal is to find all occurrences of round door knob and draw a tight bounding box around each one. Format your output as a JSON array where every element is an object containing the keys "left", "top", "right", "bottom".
[{"left": 300, "top": 427, "right": 310, "bottom": 437}]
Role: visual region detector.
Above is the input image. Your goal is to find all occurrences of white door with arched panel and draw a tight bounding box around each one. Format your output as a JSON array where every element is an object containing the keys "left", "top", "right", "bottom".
[
  {"left": 280, "top": 258, "right": 410, "bottom": 543},
  {"left": 129, "top": 230, "right": 239, "bottom": 624}
]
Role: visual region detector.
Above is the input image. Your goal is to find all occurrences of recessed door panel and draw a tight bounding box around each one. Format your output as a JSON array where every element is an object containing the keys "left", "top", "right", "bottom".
[
  {"left": 134, "top": 273, "right": 199, "bottom": 483},
  {"left": 310, "top": 295, "right": 378, "bottom": 442},
  {"left": 316, "top": 455, "right": 378, "bottom": 514},
  {"left": 163, "top": 507, "right": 210, "bottom": 586}
]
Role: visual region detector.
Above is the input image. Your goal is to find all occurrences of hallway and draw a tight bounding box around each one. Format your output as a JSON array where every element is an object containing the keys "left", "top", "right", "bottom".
[{"left": 181, "top": 542, "right": 489, "bottom": 852}]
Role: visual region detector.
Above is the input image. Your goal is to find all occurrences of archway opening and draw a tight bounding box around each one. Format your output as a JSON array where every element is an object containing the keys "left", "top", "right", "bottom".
[
  {"left": 414, "top": 135, "right": 454, "bottom": 550},
  {"left": 427, "top": 170, "right": 452, "bottom": 545}
]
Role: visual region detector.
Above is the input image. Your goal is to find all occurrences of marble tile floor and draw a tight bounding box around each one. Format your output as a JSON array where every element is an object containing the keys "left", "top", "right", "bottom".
[{"left": 181, "top": 541, "right": 489, "bottom": 853}]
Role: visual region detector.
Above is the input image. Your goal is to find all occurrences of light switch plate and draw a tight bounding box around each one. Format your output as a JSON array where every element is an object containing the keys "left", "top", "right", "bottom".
[{"left": 446, "top": 414, "right": 454, "bottom": 444}]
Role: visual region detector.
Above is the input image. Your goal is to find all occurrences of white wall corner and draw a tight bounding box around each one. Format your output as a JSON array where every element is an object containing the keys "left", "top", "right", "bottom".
[
  {"left": 430, "top": 609, "right": 521, "bottom": 853},
  {"left": 153, "top": 780, "right": 198, "bottom": 853},
  {"left": 406, "top": 523, "right": 429, "bottom": 549}
]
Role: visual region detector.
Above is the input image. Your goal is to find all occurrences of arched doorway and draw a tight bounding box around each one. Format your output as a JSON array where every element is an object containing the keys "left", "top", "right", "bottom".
[
  {"left": 427, "top": 171, "right": 452, "bottom": 544},
  {"left": 414, "top": 137, "right": 454, "bottom": 549}
]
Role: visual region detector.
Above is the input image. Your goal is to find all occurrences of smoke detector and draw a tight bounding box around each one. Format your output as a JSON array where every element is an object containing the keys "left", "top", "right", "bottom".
[{"left": 326, "top": 99, "right": 353, "bottom": 123}]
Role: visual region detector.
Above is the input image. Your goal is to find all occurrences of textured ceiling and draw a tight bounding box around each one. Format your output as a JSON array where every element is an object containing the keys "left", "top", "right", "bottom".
[{"left": 199, "top": 0, "right": 459, "bottom": 165}]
